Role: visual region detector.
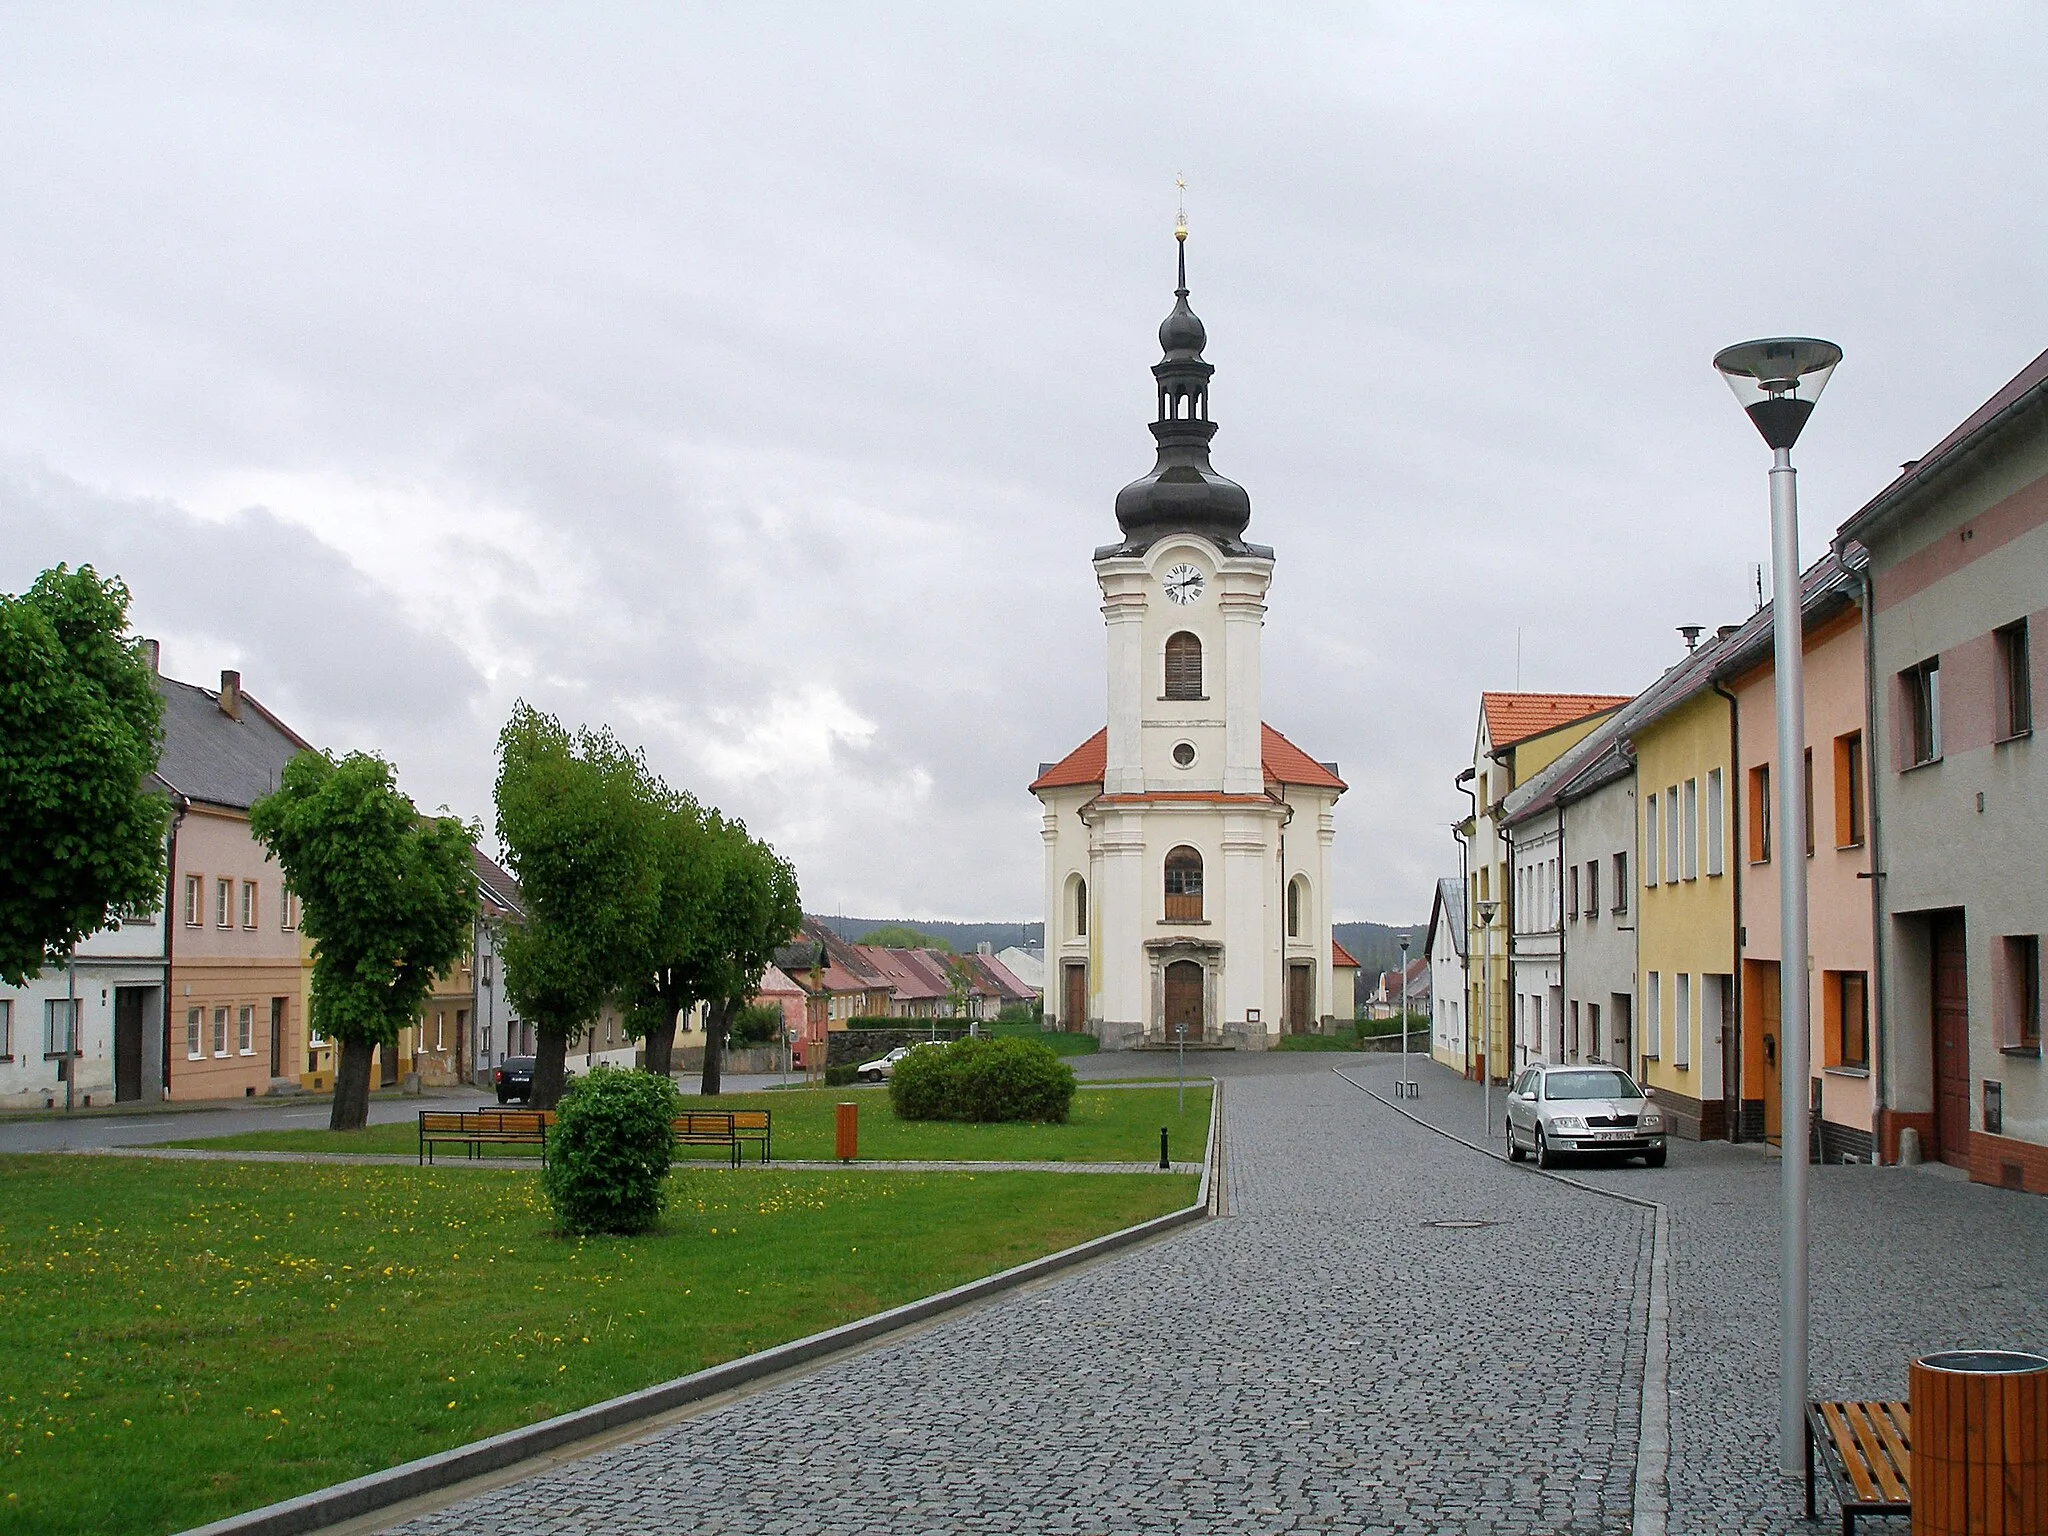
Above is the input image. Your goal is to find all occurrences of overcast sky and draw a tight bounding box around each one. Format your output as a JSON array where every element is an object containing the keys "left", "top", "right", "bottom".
[{"left": 5, "top": 5, "right": 2046, "bottom": 924}]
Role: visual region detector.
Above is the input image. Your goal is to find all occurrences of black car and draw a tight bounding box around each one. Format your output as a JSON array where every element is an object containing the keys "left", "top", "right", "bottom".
[{"left": 494, "top": 1056, "right": 535, "bottom": 1104}]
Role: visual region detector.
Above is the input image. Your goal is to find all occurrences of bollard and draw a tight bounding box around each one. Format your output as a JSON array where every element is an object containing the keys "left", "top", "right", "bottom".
[
  {"left": 1159, "top": 1126, "right": 1169, "bottom": 1170},
  {"left": 835, "top": 1102, "right": 858, "bottom": 1162}
]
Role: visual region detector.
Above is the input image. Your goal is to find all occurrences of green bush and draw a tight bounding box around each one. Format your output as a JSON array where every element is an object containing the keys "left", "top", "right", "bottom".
[
  {"left": 889, "top": 1036, "right": 1076, "bottom": 1124},
  {"left": 539, "top": 1066, "right": 681, "bottom": 1236},
  {"left": 823, "top": 1064, "right": 859, "bottom": 1086},
  {"left": 728, "top": 1002, "right": 783, "bottom": 1048}
]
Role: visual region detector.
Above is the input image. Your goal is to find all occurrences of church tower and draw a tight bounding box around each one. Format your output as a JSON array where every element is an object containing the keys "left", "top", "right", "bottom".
[{"left": 1031, "top": 228, "right": 1347, "bottom": 1050}]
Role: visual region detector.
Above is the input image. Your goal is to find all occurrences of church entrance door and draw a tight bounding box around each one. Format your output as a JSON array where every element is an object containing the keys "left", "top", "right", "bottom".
[
  {"left": 1063, "top": 963, "right": 1087, "bottom": 1034},
  {"left": 1286, "top": 963, "right": 1313, "bottom": 1034},
  {"left": 1163, "top": 961, "right": 1203, "bottom": 1041}
]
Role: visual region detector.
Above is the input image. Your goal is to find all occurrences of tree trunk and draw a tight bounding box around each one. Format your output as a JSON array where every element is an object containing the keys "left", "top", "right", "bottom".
[
  {"left": 530, "top": 1025, "right": 571, "bottom": 1110},
  {"left": 331, "top": 1037, "right": 375, "bottom": 1131},
  {"left": 642, "top": 1002, "right": 680, "bottom": 1081},
  {"left": 699, "top": 998, "right": 735, "bottom": 1098}
]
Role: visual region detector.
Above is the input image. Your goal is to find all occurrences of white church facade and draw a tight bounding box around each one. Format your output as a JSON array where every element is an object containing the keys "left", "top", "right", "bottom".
[{"left": 1031, "top": 232, "right": 1346, "bottom": 1050}]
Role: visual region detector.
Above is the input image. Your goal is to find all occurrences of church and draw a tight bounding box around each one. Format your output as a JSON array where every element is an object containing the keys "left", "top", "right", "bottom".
[{"left": 1030, "top": 230, "right": 1347, "bottom": 1049}]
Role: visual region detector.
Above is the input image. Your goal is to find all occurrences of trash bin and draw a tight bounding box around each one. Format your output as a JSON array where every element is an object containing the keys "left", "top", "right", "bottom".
[
  {"left": 834, "top": 1101, "right": 858, "bottom": 1162},
  {"left": 1909, "top": 1348, "right": 2048, "bottom": 1535}
]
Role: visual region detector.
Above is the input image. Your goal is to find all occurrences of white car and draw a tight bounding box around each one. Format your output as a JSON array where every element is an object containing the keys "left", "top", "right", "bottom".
[
  {"left": 1505, "top": 1063, "right": 1667, "bottom": 1168},
  {"left": 855, "top": 1045, "right": 924, "bottom": 1083}
]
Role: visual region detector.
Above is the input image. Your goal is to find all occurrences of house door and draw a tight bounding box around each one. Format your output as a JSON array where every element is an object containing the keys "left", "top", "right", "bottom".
[
  {"left": 1164, "top": 961, "right": 1203, "bottom": 1040},
  {"left": 1932, "top": 914, "right": 1970, "bottom": 1168},
  {"left": 1753, "top": 963, "right": 1782, "bottom": 1144},
  {"left": 114, "top": 988, "right": 145, "bottom": 1102},
  {"left": 269, "top": 998, "right": 285, "bottom": 1078},
  {"left": 1063, "top": 964, "right": 1087, "bottom": 1033},
  {"left": 1720, "top": 976, "right": 1740, "bottom": 1142},
  {"left": 380, "top": 1043, "right": 399, "bottom": 1086},
  {"left": 1286, "top": 963, "right": 1312, "bottom": 1034}
]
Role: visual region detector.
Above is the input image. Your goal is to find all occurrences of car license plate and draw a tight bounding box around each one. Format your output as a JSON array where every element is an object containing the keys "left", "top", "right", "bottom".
[{"left": 1592, "top": 1130, "right": 1636, "bottom": 1142}]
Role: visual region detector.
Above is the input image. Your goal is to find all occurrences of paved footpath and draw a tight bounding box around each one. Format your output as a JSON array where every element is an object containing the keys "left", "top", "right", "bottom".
[
  {"left": 391, "top": 1054, "right": 1650, "bottom": 1535},
  {"left": 1344, "top": 1052, "right": 2048, "bottom": 1536}
]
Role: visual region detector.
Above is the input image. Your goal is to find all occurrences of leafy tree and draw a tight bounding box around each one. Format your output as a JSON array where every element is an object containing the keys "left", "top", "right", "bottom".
[
  {"left": 623, "top": 786, "right": 715, "bottom": 1081},
  {"left": 944, "top": 955, "right": 977, "bottom": 1021},
  {"left": 696, "top": 818, "right": 801, "bottom": 1097},
  {"left": 858, "top": 923, "right": 952, "bottom": 952},
  {"left": 494, "top": 704, "right": 661, "bottom": 1109},
  {"left": 249, "top": 752, "right": 476, "bottom": 1130},
  {"left": 0, "top": 565, "right": 168, "bottom": 985}
]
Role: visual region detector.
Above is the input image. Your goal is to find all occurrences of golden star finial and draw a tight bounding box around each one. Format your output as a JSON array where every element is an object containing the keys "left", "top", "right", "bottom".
[{"left": 1175, "top": 173, "right": 1188, "bottom": 241}]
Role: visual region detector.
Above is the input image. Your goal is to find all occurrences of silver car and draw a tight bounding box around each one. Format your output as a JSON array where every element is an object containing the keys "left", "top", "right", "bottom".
[
  {"left": 1505, "top": 1063, "right": 1667, "bottom": 1168},
  {"left": 855, "top": 1044, "right": 923, "bottom": 1083}
]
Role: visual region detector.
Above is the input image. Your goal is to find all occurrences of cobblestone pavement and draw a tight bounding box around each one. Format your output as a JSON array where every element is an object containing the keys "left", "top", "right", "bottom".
[
  {"left": 1340, "top": 1052, "right": 2048, "bottom": 1536},
  {"left": 389, "top": 1053, "right": 1650, "bottom": 1535}
]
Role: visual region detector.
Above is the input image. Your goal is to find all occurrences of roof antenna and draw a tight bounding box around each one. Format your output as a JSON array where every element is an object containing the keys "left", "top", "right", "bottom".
[
  {"left": 1753, "top": 562, "right": 1766, "bottom": 613},
  {"left": 1174, "top": 172, "right": 1188, "bottom": 291}
]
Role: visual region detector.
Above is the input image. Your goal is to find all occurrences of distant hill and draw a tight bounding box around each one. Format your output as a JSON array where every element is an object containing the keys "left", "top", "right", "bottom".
[
  {"left": 1334, "top": 921, "right": 1428, "bottom": 980},
  {"left": 810, "top": 915, "right": 1044, "bottom": 954}
]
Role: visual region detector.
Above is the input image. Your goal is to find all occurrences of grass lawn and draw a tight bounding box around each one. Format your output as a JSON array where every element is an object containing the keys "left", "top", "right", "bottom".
[
  {"left": 168, "top": 1085, "right": 1213, "bottom": 1166},
  {"left": 0, "top": 1155, "right": 1196, "bottom": 1536}
]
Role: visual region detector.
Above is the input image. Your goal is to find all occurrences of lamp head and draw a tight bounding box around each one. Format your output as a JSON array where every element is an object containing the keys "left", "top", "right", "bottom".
[
  {"left": 1713, "top": 337, "right": 1842, "bottom": 450},
  {"left": 1475, "top": 899, "right": 1499, "bottom": 926}
]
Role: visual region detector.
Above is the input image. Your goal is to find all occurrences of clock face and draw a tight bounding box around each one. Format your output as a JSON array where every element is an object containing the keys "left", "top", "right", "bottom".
[{"left": 1163, "top": 563, "right": 1205, "bottom": 605}]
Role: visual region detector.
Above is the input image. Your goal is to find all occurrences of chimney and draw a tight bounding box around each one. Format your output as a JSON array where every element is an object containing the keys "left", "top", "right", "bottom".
[
  {"left": 219, "top": 670, "right": 241, "bottom": 720},
  {"left": 141, "top": 638, "right": 160, "bottom": 675},
  {"left": 1717, "top": 624, "right": 1742, "bottom": 641},
  {"left": 1678, "top": 624, "right": 1704, "bottom": 652}
]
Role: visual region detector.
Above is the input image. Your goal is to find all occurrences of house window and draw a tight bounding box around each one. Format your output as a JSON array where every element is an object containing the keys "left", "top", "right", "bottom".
[
  {"left": 1673, "top": 973, "right": 1690, "bottom": 1069},
  {"left": 1834, "top": 733, "right": 1866, "bottom": 848},
  {"left": 1568, "top": 1000, "right": 1581, "bottom": 1059},
  {"left": 1644, "top": 795, "right": 1660, "bottom": 885},
  {"left": 1997, "top": 620, "right": 2032, "bottom": 739},
  {"left": 1163, "top": 846, "right": 1204, "bottom": 921},
  {"left": 281, "top": 885, "right": 298, "bottom": 932},
  {"left": 1803, "top": 748, "right": 1815, "bottom": 858},
  {"left": 186, "top": 1008, "right": 202, "bottom": 1060},
  {"left": 184, "top": 874, "right": 203, "bottom": 927},
  {"left": 1748, "top": 764, "right": 1772, "bottom": 863},
  {"left": 1831, "top": 971, "right": 1870, "bottom": 1069},
  {"left": 481, "top": 952, "right": 493, "bottom": 987},
  {"left": 212, "top": 1007, "right": 229, "bottom": 1057},
  {"left": 1682, "top": 778, "right": 1699, "bottom": 879},
  {"left": 1643, "top": 972, "right": 1661, "bottom": 1060},
  {"left": 1164, "top": 632, "right": 1203, "bottom": 700},
  {"left": 1705, "top": 769, "right": 1724, "bottom": 876},
  {"left": 1585, "top": 859, "right": 1599, "bottom": 917},
  {"left": 0, "top": 997, "right": 10, "bottom": 1058},
  {"left": 1612, "top": 852, "right": 1628, "bottom": 914},
  {"left": 242, "top": 880, "right": 258, "bottom": 929},
  {"left": 215, "top": 878, "right": 232, "bottom": 928},
  {"left": 1664, "top": 788, "right": 1680, "bottom": 883},
  {"left": 2000, "top": 936, "right": 2041, "bottom": 1051},
  {"left": 1588, "top": 1000, "right": 1602, "bottom": 1060},
  {"left": 1903, "top": 656, "right": 1941, "bottom": 765},
  {"left": 43, "top": 998, "right": 76, "bottom": 1058},
  {"left": 1567, "top": 864, "right": 1579, "bottom": 920},
  {"left": 237, "top": 1005, "right": 254, "bottom": 1055}
]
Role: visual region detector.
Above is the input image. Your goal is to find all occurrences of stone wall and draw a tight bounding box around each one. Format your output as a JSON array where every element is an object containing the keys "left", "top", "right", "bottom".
[{"left": 825, "top": 1028, "right": 966, "bottom": 1067}]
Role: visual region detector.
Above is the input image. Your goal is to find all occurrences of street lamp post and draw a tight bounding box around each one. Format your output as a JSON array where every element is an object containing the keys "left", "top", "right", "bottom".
[
  {"left": 1714, "top": 336, "right": 1842, "bottom": 1478},
  {"left": 1398, "top": 934, "right": 1413, "bottom": 1097},
  {"left": 1475, "top": 899, "right": 1499, "bottom": 1139}
]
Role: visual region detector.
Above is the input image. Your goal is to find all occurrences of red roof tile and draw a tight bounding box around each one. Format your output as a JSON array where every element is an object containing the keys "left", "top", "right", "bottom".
[
  {"left": 1481, "top": 691, "right": 1631, "bottom": 751},
  {"left": 1029, "top": 723, "right": 1345, "bottom": 794},
  {"left": 1332, "top": 939, "right": 1360, "bottom": 969}
]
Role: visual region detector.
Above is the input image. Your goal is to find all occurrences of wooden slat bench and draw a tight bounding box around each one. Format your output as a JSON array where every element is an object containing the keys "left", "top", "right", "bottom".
[
  {"left": 1806, "top": 1398, "right": 1911, "bottom": 1535},
  {"left": 418, "top": 1109, "right": 551, "bottom": 1166},
  {"left": 671, "top": 1110, "right": 774, "bottom": 1167}
]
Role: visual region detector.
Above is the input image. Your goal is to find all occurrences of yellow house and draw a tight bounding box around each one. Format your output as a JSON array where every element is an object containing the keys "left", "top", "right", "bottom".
[
  {"left": 1628, "top": 659, "right": 1739, "bottom": 1140},
  {"left": 1459, "top": 693, "right": 1631, "bottom": 1081}
]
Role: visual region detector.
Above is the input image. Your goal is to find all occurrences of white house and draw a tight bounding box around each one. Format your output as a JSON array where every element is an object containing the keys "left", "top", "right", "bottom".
[
  {"left": 1425, "top": 878, "right": 1467, "bottom": 1071},
  {"left": 1032, "top": 231, "right": 1346, "bottom": 1048}
]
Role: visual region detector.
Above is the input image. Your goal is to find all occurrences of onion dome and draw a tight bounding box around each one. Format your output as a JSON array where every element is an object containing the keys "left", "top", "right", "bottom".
[{"left": 1109, "top": 230, "right": 1253, "bottom": 554}]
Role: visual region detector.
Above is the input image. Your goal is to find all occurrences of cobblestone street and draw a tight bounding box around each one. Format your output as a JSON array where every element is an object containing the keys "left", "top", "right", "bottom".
[
  {"left": 390, "top": 1054, "right": 1649, "bottom": 1535},
  {"left": 376, "top": 1051, "right": 2048, "bottom": 1534}
]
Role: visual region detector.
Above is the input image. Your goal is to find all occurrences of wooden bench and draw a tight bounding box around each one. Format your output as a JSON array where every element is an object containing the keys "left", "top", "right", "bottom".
[
  {"left": 671, "top": 1110, "right": 774, "bottom": 1166},
  {"left": 418, "top": 1109, "right": 551, "bottom": 1166},
  {"left": 1805, "top": 1398, "right": 1911, "bottom": 1535}
]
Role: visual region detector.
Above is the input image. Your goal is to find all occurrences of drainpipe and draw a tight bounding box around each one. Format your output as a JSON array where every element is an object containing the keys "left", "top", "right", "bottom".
[
  {"left": 1501, "top": 814, "right": 1516, "bottom": 1078},
  {"left": 161, "top": 795, "right": 187, "bottom": 1100},
  {"left": 1851, "top": 559, "right": 1889, "bottom": 1162},
  {"left": 1713, "top": 676, "right": 1744, "bottom": 1142},
  {"left": 1456, "top": 768, "right": 1476, "bottom": 1079},
  {"left": 1556, "top": 804, "right": 1567, "bottom": 1063}
]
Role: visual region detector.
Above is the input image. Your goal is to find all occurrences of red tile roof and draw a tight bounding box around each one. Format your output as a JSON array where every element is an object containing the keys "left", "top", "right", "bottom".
[
  {"left": 1029, "top": 724, "right": 1345, "bottom": 794},
  {"left": 1332, "top": 939, "right": 1360, "bottom": 969},
  {"left": 1481, "top": 691, "right": 1631, "bottom": 751}
]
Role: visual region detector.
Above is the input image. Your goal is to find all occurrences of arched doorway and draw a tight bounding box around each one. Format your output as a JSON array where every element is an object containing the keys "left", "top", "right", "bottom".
[{"left": 1163, "top": 959, "right": 1203, "bottom": 1040}]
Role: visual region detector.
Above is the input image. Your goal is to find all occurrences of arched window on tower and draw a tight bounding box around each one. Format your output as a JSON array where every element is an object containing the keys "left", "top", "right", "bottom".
[
  {"left": 1164, "top": 846, "right": 1204, "bottom": 922},
  {"left": 1069, "top": 874, "right": 1088, "bottom": 939},
  {"left": 1288, "top": 876, "right": 1308, "bottom": 938},
  {"left": 1164, "top": 632, "right": 1203, "bottom": 701}
]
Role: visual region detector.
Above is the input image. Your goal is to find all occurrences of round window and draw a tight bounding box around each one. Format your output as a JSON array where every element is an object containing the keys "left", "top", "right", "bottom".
[{"left": 1172, "top": 741, "right": 1197, "bottom": 768}]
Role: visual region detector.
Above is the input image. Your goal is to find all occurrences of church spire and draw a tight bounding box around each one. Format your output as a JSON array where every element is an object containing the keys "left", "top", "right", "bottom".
[{"left": 1110, "top": 219, "right": 1253, "bottom": 554}]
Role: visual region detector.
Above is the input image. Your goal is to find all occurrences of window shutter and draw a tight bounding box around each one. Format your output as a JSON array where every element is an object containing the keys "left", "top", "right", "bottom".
[{"left": 1164, "top": 633, "right": 1203, "bottom": 700}]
